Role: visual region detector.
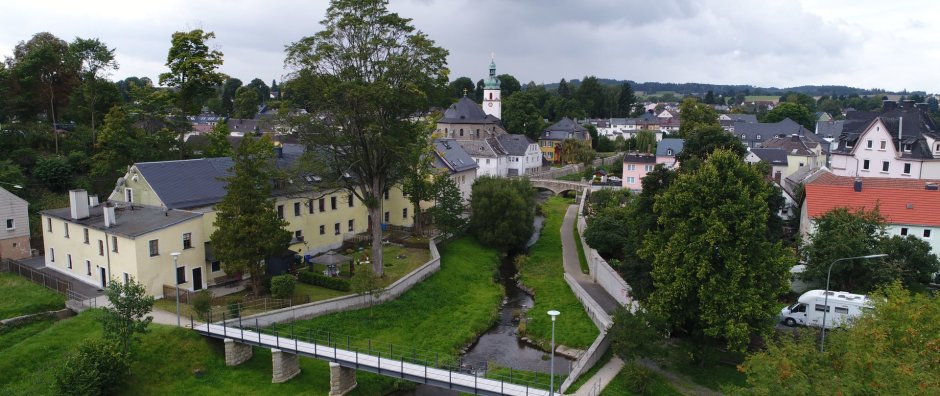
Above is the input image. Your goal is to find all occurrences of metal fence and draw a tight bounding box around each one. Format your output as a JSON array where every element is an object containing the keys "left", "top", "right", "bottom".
[{"left": 1, "top": 258, "right": 71, "bottom": 295}]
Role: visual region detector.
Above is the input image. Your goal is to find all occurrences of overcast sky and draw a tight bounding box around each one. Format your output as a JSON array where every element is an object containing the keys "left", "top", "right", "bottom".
[{"left": 2, "top": 0, "right": 937, "bottom": 92}]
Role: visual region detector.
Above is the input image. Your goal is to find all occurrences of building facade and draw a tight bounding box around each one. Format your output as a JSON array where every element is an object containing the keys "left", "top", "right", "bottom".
[{"left": 1, "top": 186, "right": 31, "bottom": 260}]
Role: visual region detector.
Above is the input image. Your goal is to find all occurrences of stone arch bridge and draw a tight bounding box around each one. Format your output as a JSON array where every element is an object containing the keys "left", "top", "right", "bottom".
[{"left": 528, "top": 179, "right": 588, "bottom": 195}]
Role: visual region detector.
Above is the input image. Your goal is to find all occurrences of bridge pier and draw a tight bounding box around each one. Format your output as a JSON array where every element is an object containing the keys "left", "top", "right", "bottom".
[
  {"left": 271, "top": 348, "right": 301, "bottom": 383},
  {"left": 328, "top": 362, "right": 358, "bottom": 396},
  {"left": 224, "top": 338, "right": 253, "bottom": 366}
]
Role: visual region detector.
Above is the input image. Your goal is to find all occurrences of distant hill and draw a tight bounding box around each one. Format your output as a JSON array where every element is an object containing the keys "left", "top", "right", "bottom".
[{"left": 544, "top": 79, "right": 897, "bottom": 97}]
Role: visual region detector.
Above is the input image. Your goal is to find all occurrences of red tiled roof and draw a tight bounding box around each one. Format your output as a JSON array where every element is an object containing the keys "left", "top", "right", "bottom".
[{"left": 805, "top": 174, "right": 940, "bottom": 227}]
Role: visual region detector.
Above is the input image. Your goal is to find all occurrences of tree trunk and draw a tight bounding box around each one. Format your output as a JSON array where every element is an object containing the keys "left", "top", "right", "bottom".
[
  {"left": 368, "top": 183, "right": 385, "bottom": 276},
  {"left": 412, "top": 201, "right": 423, "bottom": 236},
  {"left": 49, "top": 86, "right": 58, "bottom": 155}
]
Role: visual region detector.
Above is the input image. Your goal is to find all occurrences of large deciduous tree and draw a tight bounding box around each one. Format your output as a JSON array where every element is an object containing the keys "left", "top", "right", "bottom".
[
  {"left": 284, "top": 0, "right": 449, "bottom": 275},
  {"left": 640, "top": 150, "right": 792, "bottom": 351},
  {"left": 210, "top": 136, "right": 292, "bottom": 294},
  {"left": 69, "top": 37, "right": 118, "bottom": 139},
  {"left": 469, "top": 177, "right": 534, "bottom": 252},
  {"left": 677, "top": 98, "right": 720, "bottom": 139},
  {"left": 502, "top": 90, "right": 544, "bottom": 140},
  {"left": 676, "top": 125, "right": 747, "bottom": 172},
  {"left": 159, "top": 29, "right": 225, "bottom": 157},
  {"left": 762, "top": 102, "right": 815, "bottom": 130}
]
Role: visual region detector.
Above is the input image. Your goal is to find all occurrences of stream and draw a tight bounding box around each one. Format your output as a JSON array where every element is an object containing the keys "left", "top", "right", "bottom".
[{"left": 391, "top": 193, "right": 572, "bottom": 395}]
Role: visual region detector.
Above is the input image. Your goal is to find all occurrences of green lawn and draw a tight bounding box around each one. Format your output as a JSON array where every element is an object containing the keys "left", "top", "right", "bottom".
[
  {"left": 556, "top": 173, "right": 584, "bottom": 182},
  {"left": 600, "top": 362, "right": 682, "bottom": 396},
  {"left": 0, "top": 272, "right": 66, "bottom": 320},
  {"left": 292, "top": 237, "right": 503, "bottom": 356},
  {"left": 658, "top": 339, "right": 746, "bottom": 391},
  {"left": 518, "top": 196, "right": 600, "bottom": 349}
]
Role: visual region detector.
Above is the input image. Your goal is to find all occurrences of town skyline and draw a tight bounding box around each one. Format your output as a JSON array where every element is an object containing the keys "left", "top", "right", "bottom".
[{"left": 2, "top": 0, "right": 939, "bottom": 92}]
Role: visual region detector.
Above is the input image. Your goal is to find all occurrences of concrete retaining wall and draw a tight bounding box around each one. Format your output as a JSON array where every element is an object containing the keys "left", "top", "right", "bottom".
[
  {"left": 227, "top": 239, "right": 441, "bottom": 328},
  {"left": 559, "top": 330, "right": 613, "bottom": 393},
  {"left": 563, "top": 273, "right": 611, "bottom": 330},
  {"left": 577, "top": 189, "right": 637, "bottom": 311},
  {"left": 1, "top": 308, "right": 74, "bottom": 327}
]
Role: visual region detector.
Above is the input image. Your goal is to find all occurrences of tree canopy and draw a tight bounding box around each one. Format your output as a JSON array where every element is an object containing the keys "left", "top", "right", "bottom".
[
  {"left": 677, "top": 98, "right": 720, "bottom": 139},
  {"left": 762, "top": 102, "right": 815, "bottom": 130},
  {"left": 641, "top": 150, "right": 792, "bottom": 351},
  {"left": 469, "top": 177, "right": 535, "bottom": 252}
]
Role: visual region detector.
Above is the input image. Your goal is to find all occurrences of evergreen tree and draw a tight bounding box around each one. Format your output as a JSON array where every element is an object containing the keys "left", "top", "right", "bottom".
[
  {"left": 210, "top": 136, "right": 291, "bottom": 294},
  {"left": 617, "top": 82, "right": 636, "bottom": 117}
]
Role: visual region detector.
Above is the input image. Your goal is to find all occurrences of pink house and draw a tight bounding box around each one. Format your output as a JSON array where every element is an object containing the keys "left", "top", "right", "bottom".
[{"left": 622, "top": 153, "right": 657, "bottom": 190}]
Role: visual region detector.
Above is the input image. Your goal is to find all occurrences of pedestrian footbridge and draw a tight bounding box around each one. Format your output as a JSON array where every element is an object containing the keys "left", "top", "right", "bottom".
[{"left": 194, "top": 322, "right": 551, "bottom": 396}]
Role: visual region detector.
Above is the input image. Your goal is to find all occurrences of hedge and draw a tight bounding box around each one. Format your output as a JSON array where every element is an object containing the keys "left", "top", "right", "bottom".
[{"left": 297, "top": 270, "right": 350, "bottom": 292}]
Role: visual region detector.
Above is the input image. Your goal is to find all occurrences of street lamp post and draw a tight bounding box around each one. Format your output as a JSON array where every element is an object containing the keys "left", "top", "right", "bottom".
[
  {"left": 171, "top": 252, "right": 181, "bottom": 327},
  {"left": 820, "top": 253, "right": 887, "bottom": 352},
  {"left": 0, "top": 181, "right": 23, "bottom": 189},
  {"left": 547, "top": 310, "right": 560, "bottom": 395}
]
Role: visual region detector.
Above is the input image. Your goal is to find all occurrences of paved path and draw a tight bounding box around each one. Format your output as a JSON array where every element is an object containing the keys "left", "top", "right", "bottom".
[
  {"left": 570, "top": 356, "right": 625, "bottom": 396},
  {"left": 561, "top": 205, "right": 621, "bottom": 314},
  {"left": 18, "top": 256, "right": 104, "bottom": 298}
]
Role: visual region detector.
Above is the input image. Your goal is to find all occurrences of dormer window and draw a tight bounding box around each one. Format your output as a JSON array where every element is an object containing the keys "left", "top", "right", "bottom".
[
  {"left": 740, "top": 134, "right": 746, "bottom": 139},
  {"left": 666, "top": 149, "right": 673, "bottom": 155},
  {"left": 756, "top": 134, "right": 762, "bottom": 140},
  {"left": 903, "top": 144, "right": 912, "bottom": 152}
]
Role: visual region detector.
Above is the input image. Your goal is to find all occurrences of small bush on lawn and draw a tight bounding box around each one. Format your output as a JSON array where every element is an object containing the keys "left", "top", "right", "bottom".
[
  {"left": 622, "top": 362, "right": 654, "bottom": 396},
  {"left": 55, "top": 338, "right": 128, "bottom": 396},
  {"left": 297, "top": 270, "right": 350, "bottom": 292},
  {"left": 270, "top": 274, "right": 296, "bottom": 299},
  {"left": 191, "top": 290, "right": 212, "bottom": 320}
]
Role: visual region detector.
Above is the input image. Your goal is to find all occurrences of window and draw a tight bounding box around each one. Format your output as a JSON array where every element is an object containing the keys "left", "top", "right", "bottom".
[
  {"left": 124, "top": 188, "right": 133, "bottom": 202},
  {"left": 384, "top": 190, "right": 390, "bottom": 200},
  {"left": 879, "top": 140, "right": 886, "bottom": 150},
  {"left": 402, "top": 208, "right": 408, "bottom": 219},
  {"left": 334, "top": 223, "right": 340, "bottom": 235},
  {"left": 814, "top": 304, "right": 829, "bottom": 312},
  {"left": 294, "top": 202, "right": 301, "bottom": 216},
  {"left": 866, "top": 140, "right": 873, "bottom": 149},
  {"left": 644, "top": 165, "right": 654, "bottom": 171},
  {"left": 83, "top": 228, "right": 89, "bottom": 244},
  {"left": 183, "top": 233, "right": 192, "bottom": 249},
  {"left": 862, "top": 160, "right": 870, "bottom": 170},
  {"left": 348, "top": 195, "right": 354, "bottom": 208},
  {"left": 211, "top": 261, "right": 221, "bottom": 272},
  {"left": 319, "top": 225, "right": 325, "bottom": 235},
  {"left": 740, "top": 134, "right": 746, "bottom": 139},
  {"left": 384, "top": 211, "right": 390, "bottom": 222},
  {"left": 331, "top": 196, "right": 337, "bottom": 210},
  {"left": 318, "top": 198, "right": 325, "bottom": 212},
  {"left": 627, "top": 164, "right": 636, "bottom": 170},
  {"left": 294, "top": 230, "right": 303, "bottom": 242},
  {"left": 47, "top": 217, "right": 52, "bottom": 232},
  {"left": 148, "top": 239, "right": 159, "bottom": 257},
  {"left": 123, "top": 273, "right": 130, "bottom": 285},
  {"left": 626, "top": 177, "right": 636, "bottom": 184},
  {"left": 50, "top": 248, "right": 55, "bottom": 263},
  {"left": 486, "top": 159, "right": 490, "bottom": 165},
  {"left": 308, "top": 199, "right": 314, "bottom": 214},
  {"left": 5, "top": 219, "right": 13, "bottom": 230},
  {"left": 834, "top": 307, "right": 849, "bottom": 314},
  {"left": 348, "top": 219, "right": 354, "bottom": 232},
  {"left": 903, "top": 144, "right": 912, "bottom": 152},
  {"left": 901, "top": 227, "right": 908, "bottom": 236},
  {"left": 276, "top": 205, "right": 284, "bottom": 219},
  {"left": 86, "top": 260, "right": 91, "bottom": 276},
  {"left": 756, "top": 134, "right": 762, "bottom": 140},
  {"left": 68, "top": 255, "right": 73, "bottom": 269},
  {"left": 666, "top": 149, "right": 673, "bottom": 155},
  {"left": 98, "top": 240, "right": 104, "bottom": 256},
  {"left": 903, "top": 163, "right": 912, "bottom": 174},
  {"left": 176, "top": 266, "right": 186, "bottom": 284},
  {"left": 882, "top": 161, "right": 889, "bottom": 172},
  {"left": 924, "top": 229, "right": 932, "bottom": 238},
  {"left": 112, "top": 236, "right": 118, "bottom": 252}
]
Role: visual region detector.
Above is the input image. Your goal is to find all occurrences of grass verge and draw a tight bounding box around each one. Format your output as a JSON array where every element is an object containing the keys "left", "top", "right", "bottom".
[
  {"left": 600, "top": 362, "right": 682, "bottom": 396},
  {"left": 572, "top": 215, "right": 590, "bottom": 274},
  {"left": 0, "top": 272, "right": 66, "bottom": 319},
  {"left": 518, "top": 196, "right": 599, "bottom": 349},
  {"left": 659, "top": 339, "right": 746, "bottom": 390}
]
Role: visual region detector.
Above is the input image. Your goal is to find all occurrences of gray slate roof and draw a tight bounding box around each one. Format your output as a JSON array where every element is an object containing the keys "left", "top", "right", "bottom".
[
  {"left": 433, "top": 139, "right": 478, "bottom": 173},
  {"left": 834, "top": 101, "right": 939, "bottom": 159},
  {"left": 734, "top": 118, "right": 812, "bottom": 146},
  {"left": 541, "top": 117, "right": 590, "bottom": 141},
  {"left": 815, "top": 120, "right": 844, "bottom": 139},
  {"left": 440, "top": 96, "right": 498, "bottom": 124},
  {"left": 496, "top": 134, "right": 535, "bottom": 156},
  {"left": 749, "top": 148, "right": 789, "bottom": 166},
  {"left": 136, "top": 158, "right": 234, "bottom": 209},
  {"left": 762, "top": 135, "right": 819, "bottom": 156},
  {"left": 458, "top": 140, "right": 498, "bottom": 158},
  {"left": 656, "top": 138, "right": 684, "bottom": 157},
  {"left": 42, "top": 204, "right": 202, "bottom": 239}
]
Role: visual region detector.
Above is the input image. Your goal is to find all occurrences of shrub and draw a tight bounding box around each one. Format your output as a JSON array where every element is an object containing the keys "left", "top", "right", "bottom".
[
  {"left": 55, "top": 338, "right": 128, "bottom": 396},
  {"left": 297, "top": 270, "right": 350, "bottom": 292},
  {"left": 270, "top": 274, "right": 296, "bottom": 299},
  {"left": 622, "top": 362, "right": 653, "bottom": 396},
  {"left": 191, "top": 290, "right": 212, "bottom": 320}
]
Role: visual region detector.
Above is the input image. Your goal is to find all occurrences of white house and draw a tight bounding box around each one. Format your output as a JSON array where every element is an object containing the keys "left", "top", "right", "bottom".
[{"left": 497, "top": 134, "right": 542, "bottom": 176}]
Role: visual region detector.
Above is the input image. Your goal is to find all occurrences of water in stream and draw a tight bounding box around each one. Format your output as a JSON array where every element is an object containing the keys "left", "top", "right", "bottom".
[{"left": 391, "top": 199, "right": 572, "bottom": 395}]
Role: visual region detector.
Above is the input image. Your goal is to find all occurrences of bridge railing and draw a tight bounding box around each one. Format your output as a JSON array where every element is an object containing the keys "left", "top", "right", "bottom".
[{"left": 198, "top": 311, "right": 555, "bottom": 394}]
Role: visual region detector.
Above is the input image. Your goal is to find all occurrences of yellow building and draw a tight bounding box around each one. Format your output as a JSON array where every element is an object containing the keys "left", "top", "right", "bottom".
[
  {"left": 538, "top": 117, "right": 592, "bottom": 164},
  {"left": 41, "top": 146, "right": 415, "bottom": 297}
]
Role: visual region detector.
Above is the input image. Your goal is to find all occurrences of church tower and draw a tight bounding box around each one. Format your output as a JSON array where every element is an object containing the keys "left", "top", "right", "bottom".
[{"left": 482, "top": 56, "right": 501, "bottom": 119}]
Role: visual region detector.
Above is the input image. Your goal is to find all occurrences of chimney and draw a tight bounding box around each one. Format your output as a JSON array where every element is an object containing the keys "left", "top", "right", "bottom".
[
  {"left": 854, "top": 178, "right": 863, "bottom": 192},
  {"left": 882, "top": 100, "right": 897, "bottom": 112},
  {"left": 103, "top": 203, "right": 117, "bottom": 228},
  {"left": 274, "top": 146, "right": 284, "bottom": 159},
  {"left": 88, "top": 196, "right": 99, "bottom": 207},
  {"left": 69, "top": 189, "right": 90, "bottom": 220},
  {"left": 774, "top": 171, "right": 782, "bottom": 185}
]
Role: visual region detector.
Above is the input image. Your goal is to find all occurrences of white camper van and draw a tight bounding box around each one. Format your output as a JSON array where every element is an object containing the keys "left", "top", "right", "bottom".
[{"left": 779, "top": 290, "right": 871, "bottom": 328}]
